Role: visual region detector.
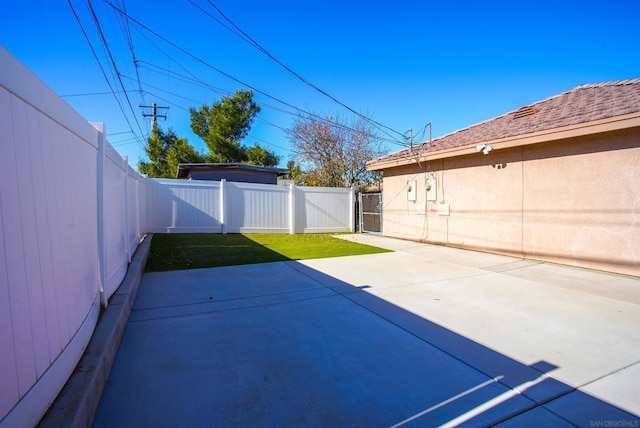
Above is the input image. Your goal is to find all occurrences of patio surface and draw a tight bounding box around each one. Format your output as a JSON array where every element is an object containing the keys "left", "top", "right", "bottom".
[{"left": 93, "top": 235, "right": 640, "bottom": 427}]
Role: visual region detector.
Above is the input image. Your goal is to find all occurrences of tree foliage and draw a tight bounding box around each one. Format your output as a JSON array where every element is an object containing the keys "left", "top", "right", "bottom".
[
  {"left": 140, "top": 89, "right": 281, "bottom": 178},
  {"left": 246, "top": 143, "right": 280, "bottom": 167},
  {"left": 139, "top": 124, "right": 204, "bottom": 178},
  {"left": 190, "top": 89, "right": 279, "bottom": 165},
  {"left": 287, "top": 114, "right": 384, "bottom": 191},
  {"left": 285, "top": 160, "right": 306, "bottom": 185}
]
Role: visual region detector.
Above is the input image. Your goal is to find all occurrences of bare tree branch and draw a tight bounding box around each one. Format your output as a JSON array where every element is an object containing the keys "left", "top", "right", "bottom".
[{"left": 288, "top": 113, "right": 385, "bottom": 191}]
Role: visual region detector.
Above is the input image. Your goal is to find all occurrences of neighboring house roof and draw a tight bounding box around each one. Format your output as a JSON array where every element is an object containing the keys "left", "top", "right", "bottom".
[
  {"left": 176, "top": 163, "right": 289, "bottom": 179},
  {"left": 368, "top": 79, "right": 640, "bottom": 170}
]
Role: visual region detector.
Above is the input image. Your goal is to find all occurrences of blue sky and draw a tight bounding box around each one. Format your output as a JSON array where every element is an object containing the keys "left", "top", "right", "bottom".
[{"left": 2, "top": 0, "right": 639, "bottom": 169}]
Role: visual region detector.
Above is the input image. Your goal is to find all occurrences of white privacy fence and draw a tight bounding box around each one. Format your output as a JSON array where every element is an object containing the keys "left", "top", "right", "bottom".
[
  {"left": 0, "top": 47, "right": 355, "bottom": 427},
  {"left": 146, "top": 179, "right": 354, "bottom": 235},
  {"left": 98, "top": 127, "right": 148, "bottom": 302},
  {"left": 0, "top": 47, "right": 147, "bottom": 427}
]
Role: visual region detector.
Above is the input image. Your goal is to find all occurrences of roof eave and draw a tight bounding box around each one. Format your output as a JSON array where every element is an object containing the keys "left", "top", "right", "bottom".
[
  {"left": 176, "top": 163, "right": 290, "bottom": 178},
  {"left": 367, "top": 112, "right": 640, "bottom": 171}
]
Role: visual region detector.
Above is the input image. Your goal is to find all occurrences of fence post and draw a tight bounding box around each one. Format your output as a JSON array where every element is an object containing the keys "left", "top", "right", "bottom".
[
  {"left": 350, "top": 185, "right": 355, "bottom": 233},
  {"left": 220, "top": 179, "right": 226, "bottom": 234},
  {"left": 123, "top": 156, "right": 131, "bottom": 263},
  {"left": 288, "top": 183, "right": 295, "bottom": 234},
  {"left": 358, "top": 192, "right": 363, "bottom": 234},
  {"left": 135, "top": 175, "right": 140, "bottom": 242},
  {"left": 95, "top": 123, "right": 107, "bottom": 308}
]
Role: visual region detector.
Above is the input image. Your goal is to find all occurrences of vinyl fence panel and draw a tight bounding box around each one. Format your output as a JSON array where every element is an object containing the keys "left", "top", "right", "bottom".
[
  {"left": 296, "top": 186, "right": 354, "bottom": 233},
  {"left": 225, "top": 182, "right": 290, "bottom": 233},
  {"left": 0, "top": 48, "right": 101, "bottom": 426},
  {"left": 127, "top": 166, "right": 145, "bottom": 257},
  {"left": 0, "top": 48, "right": 146, "bottom": 427},
  {"left": 146, "top": 178, "right": 222, "bottom": 233},
  {"left": 101, "top": 139, "right": 129, "bottom": 299}
]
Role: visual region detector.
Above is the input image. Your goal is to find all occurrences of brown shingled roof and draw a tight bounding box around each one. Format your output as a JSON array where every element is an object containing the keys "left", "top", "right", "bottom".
[{"left": 368, "top": 79, "right": 640, "bottom": 169}]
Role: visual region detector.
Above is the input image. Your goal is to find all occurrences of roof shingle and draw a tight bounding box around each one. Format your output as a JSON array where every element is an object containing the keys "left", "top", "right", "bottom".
[{"left": 370, "top": 79, "right": 640, "bottom": 166}]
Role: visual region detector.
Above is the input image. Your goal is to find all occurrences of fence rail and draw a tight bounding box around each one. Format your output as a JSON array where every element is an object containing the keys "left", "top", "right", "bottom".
[{"left": 0, "top": 47, "right": 354, "bottom": 427}]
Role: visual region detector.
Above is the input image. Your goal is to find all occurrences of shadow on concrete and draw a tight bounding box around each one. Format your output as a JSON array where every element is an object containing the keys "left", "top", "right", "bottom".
[{"left": 93, "top": 238, "right": 639, "bottom": 427}]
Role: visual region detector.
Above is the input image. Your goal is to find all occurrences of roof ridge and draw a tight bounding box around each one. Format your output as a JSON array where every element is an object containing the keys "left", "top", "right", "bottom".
[
  {"left": 373, "top": 78, "right": 640, "bottom": 164},
  {"left": 411, "top": 78, "right": 640, "bottom": 148},
  {"left": 574, "top": 78, "right": 640, "bottom": 89}
]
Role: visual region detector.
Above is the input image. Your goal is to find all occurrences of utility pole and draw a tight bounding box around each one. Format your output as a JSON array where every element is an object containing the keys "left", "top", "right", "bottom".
[{"left": 140, "top": 103, "right": 169, "bottom": 125}]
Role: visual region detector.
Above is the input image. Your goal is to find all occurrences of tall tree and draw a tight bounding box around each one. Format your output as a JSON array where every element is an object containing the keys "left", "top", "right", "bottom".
[
  {"left": 288, "top": 114, "right": 384, "bottom": 191},
  {"left": 139, "top": 124, "right": 204, "bottom": 178},
  {"left": 190, "top": 89, "right": 278, "bottom": 164}
]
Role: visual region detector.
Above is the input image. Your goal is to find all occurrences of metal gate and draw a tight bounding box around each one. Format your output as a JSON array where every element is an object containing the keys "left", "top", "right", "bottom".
[{"left": 359, "top": 192, "right": 382, "bottom": 233}]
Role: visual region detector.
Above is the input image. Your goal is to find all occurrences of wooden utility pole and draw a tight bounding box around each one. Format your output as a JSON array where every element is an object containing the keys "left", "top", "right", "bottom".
[{"left": 141, "top": 102, "right": 168, "bottom": 125}]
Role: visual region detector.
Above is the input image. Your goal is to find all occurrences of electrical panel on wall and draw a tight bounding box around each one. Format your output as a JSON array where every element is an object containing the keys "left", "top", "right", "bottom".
[
  {"left": 407, "top": 180, "right": 417, "bottom": 201},
  {"left": 426, "top": 178, "right": 437, "bottom": 201}
]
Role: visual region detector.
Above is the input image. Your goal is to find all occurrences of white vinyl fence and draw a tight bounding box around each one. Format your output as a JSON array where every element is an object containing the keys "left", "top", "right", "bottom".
[
  {"left": 0, "top": 48, "right": 145, "bottom": 427},
  {"left": 147, "top": 179, "right": 354, "bottom": 234},
  {"left": 0, "top": 47, "right": 355, "bottom": 427}
]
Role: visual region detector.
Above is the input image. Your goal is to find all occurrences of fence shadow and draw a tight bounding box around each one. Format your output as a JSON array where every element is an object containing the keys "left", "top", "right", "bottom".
[
  {"left": 94, "top": 242, "right": 639, "bottom": 427},
  {"left": 147, "top": 180, "right": 223, "bottom": 233}
]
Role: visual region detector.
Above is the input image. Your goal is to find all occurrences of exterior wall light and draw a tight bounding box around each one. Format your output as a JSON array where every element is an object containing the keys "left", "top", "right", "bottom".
[{"left": 476, "top": 144, "right": 493, "bottom": 155}]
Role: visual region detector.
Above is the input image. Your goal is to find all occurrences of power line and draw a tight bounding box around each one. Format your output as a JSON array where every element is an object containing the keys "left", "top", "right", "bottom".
[
  {"left": 126, "top": 13, "right": 406, "bottom": 147},
  {"left": 110, "top": 135, "right": 142, "bottom": 146},
  {"left": 134, "top": 83, "right": 196, "bottom": 108},
  {"left": 136, "top": 61, "right": 292, "bottom": 116},
  {"left": 187, "top": 0, "right": 244, "bottom": 42},
  {"left": 136, "top": 60, "right": 405, "bottom": 146},
  {"left": 108, "top": 130, "right": 136, "bottom": 136},
  {"left": 87, "top": 0, "right": 147, "bottom": 148},
  {"left": 104, "top": 0, "right": 408, "bottom": 147},
  {"left": 67, "top": 0, "right": 145, "bottom": 150},
  {"left": 195, "top": 0, "right": 407, "bottom": 143},
  {"left": 112, "top": 0, "right": 148, "bottom": 139},
  {"left": 137, "top": 61, "right": 230, "bottom": 98},
  {"left": 60, "top": 90, "right": 136, "bottom": 97},
  {"left": 247, "top": 134, "right": 295, "bottom": 154},
  {"left": 135, "top": 63, "right": 300, "bottom": 119}
]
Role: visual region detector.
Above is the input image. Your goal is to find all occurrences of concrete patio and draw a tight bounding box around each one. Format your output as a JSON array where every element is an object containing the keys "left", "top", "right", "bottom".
[{"left": 92, "top": 235, "right": 639, "bottom": 427}]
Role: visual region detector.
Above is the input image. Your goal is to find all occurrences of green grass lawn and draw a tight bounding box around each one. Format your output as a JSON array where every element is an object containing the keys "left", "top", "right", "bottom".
[{"left": 145, "top": 233, "right": 392, "bottom": 272}]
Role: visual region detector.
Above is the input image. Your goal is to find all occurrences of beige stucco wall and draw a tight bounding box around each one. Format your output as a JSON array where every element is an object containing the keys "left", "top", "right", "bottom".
[{"left": 381, "top": 127, "right": 640, "bottom": 276}]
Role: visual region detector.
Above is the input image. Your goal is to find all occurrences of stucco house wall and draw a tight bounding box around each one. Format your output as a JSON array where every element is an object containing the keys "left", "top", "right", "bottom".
[
  {"left": 370, "top": 80, "right": 640, "bottom": 277},
  {"left": 381, "top": 128, "right": 639, "bottom": 276}
]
